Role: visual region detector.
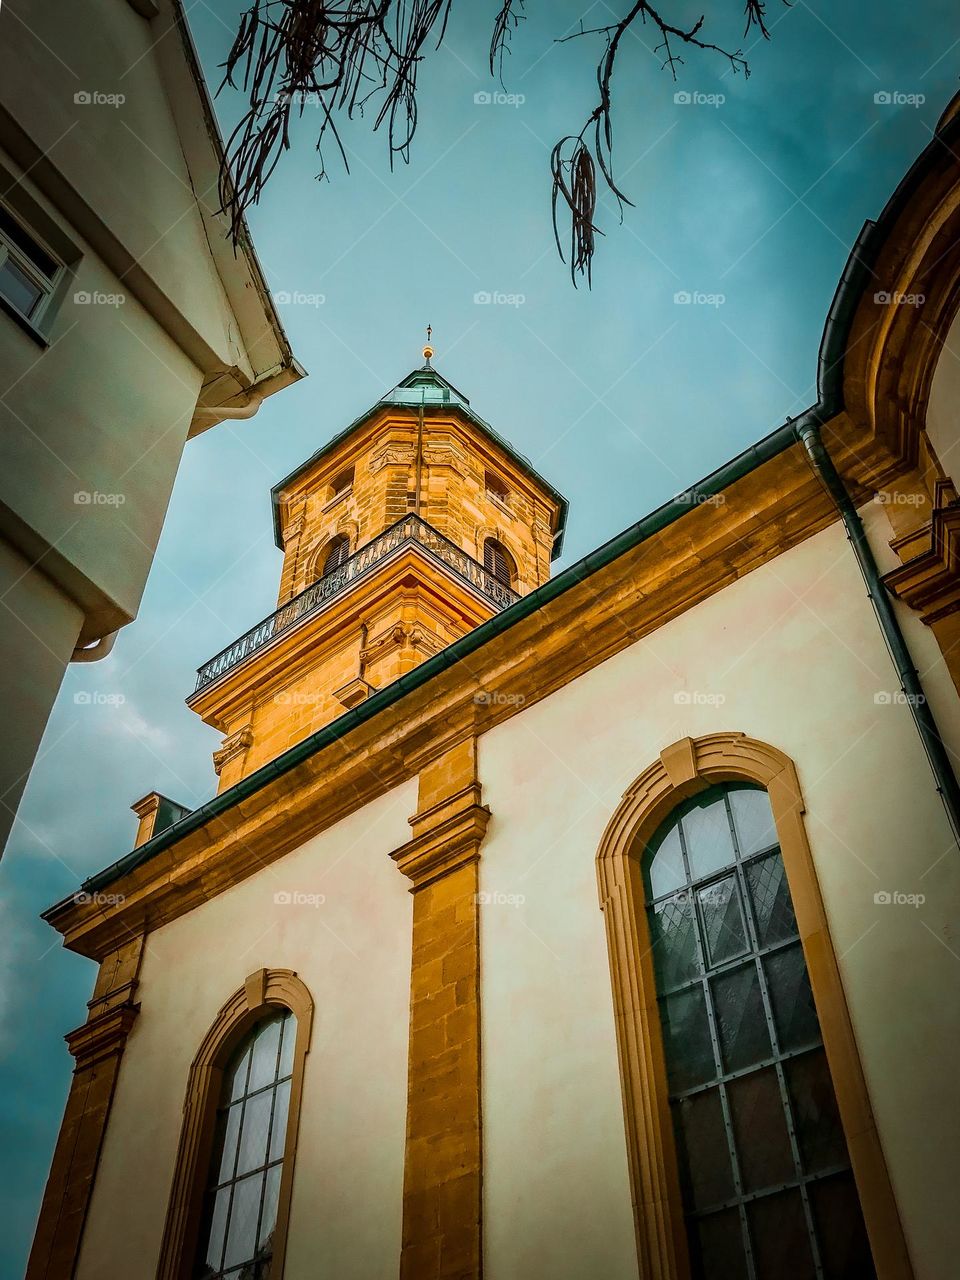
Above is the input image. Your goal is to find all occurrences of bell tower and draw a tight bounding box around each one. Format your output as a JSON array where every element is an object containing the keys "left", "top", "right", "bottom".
[{"left": 187, "top": 343, "right": 568, "bottom": 791}]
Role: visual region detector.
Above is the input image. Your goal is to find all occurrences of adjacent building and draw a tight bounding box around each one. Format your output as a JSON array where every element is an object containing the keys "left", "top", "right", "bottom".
[
  {"left": 0, "top": 0, "right": 304, "bottom": 855},
  {"left": 26, "top": 96, "right": 960, "bottom": 1280}
]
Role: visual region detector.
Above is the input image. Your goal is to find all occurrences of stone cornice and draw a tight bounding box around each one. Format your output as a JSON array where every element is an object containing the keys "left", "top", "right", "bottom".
[
  {"left": 883, "top": 481, "right": 960, "bottom": 623},
  {"left": 65, "top": 1003, "right": 140, "bottom": 1071}
]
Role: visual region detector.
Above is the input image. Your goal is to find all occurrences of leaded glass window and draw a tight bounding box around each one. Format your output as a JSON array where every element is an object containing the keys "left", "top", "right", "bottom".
[
  {"left": 644, "top": 784, "right": 875, "bottom": 1280},
  {"left": 194, "top": 1011, "right": 296, "bottom": 1279}
]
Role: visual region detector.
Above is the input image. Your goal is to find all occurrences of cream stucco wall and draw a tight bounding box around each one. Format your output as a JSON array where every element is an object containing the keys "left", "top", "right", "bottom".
[
  {"left": 478, "top": 516, "right": 960, "bottom": 1280},
  {"left": 75, "top": 779, "right": 417, "bottom": 1280}
]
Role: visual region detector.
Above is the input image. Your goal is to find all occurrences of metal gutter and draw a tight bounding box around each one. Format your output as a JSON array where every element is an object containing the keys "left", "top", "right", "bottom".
[{"left": 77, "top": 414, "right": 802, "bottom": 898}]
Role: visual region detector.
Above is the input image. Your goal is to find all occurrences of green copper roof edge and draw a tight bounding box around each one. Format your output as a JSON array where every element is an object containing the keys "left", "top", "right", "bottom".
[
  {"left": 268, "top": 373, "right": 570, "bottom": 560},
  {"left": 75, "top": 411, "right": 809, "bottom": 901}
]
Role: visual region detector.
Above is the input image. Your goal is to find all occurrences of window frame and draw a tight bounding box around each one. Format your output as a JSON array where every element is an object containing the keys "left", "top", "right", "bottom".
[
  {"left": 594, "top": 734, "right": 912, "bottom": 1280},
  {"left": 0, "top": 201, "right": 65, "bottom": 334},
  {"left": 157, "top": 969, "right": 313, "bottom": 1280},
  {"left": 482, "top": 536, "right": 516, "bottom": 589}
]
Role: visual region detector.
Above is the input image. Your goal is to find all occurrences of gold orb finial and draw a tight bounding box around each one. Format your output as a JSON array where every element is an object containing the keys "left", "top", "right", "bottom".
[{"left": 423, "top": 323, "right": 433, "bottom": 365}]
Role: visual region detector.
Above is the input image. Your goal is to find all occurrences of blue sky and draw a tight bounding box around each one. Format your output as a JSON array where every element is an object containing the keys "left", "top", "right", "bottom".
[{"left": 2, "top": 1, "right": 959, "bottom": 1273}]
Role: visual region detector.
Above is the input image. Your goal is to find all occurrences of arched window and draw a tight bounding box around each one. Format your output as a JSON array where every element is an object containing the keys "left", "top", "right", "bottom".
[
  {"left": 194, "top": 1011, "right": 296, "bottom": 1279},
  {"left": 643, "top": 783, "right": 875, "bottom": 1279},
  {"left": 157, "top": 970, "right": 313, "bottom": 1280},
  {"left": 482, "top": 537, "right": 516, "bottom": 588},
  {"left": 322, "top": 533, "right": 350, "bottom": 575}
]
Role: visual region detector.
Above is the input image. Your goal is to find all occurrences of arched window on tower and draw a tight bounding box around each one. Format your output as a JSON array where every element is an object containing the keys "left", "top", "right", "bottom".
[
  {"left": 193, "top": 1010, "right": 297, "bottom": 1279},
  {"left": 483, "top": 537, "right": 516, "bottom": 589},
  {"left": 322, "top": 533, "right": 351, "bottom": 575},
  {"left": 643, "top": 783, "right": 875, "bottom": 1279}
]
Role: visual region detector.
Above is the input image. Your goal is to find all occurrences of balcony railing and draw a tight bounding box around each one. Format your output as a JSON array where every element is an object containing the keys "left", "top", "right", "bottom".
[{"left": 193, "top": 515, "right": 520, "bottom": 692}]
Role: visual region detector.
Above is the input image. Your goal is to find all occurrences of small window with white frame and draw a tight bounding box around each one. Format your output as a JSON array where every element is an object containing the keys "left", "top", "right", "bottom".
[{"left": 0, "top": 203, "right": 62, "bottom": 326}]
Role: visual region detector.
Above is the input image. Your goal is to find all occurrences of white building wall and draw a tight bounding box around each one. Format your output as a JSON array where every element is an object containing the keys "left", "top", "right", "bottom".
[
  {"left": 75, "top": 779, "right": 418, "bottom": 1280},
  {"left": 478, "top": 518, "right": 960, "bottom": 1280}
]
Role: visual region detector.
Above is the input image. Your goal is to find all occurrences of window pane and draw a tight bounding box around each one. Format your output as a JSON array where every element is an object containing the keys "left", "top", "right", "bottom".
[
  {"left": 661, "top": 986, "right": 716, "bottom": 1093},
  {"left": 228, "top": 1043, "right": 253, "bottom": 1102},
  {"left": 728, "top": 786, "right": 777, "bottom": 856},
  {"left": 698, "top": 876, "right": 747, "bottom": 968},
  {"left": 681, "top": 793, "right": 736, "bottom": 881},
  {"left": 650, "top": 893, "right": 700, "bottom": 990},
  {"left": 248, "top": 1018, "right": 283, "bottom": 1092},
  {"left": 809, "top": 1172, "right": 876, "bottom": 1279},
  {"left": 236, "top": 1090, "right": 273, "bottom": 1176},
  {"left": 278, "top": 1016, "right": 296, "bottom": 1080},
  {"left": 672, "top": 1088, "right": 734, "bottom": 1211},
  {"left": 201, "top": 1186, "right": 231, "bottom": 1273},
  {"left": 747, "top": 1189, "right": 815, "bottom": 1280},
  {"left": 746, "top": 852, "right": 797, "bottom": 947},
  {"left": 0, "top": 207, "right": 58, "bottom": 276},
  {"left": 765, "top": 943, "right": 820, "bottom": 1053},
  {"left": 259, "top": 1163, "right": 283, "bottom": 1250},
  {"left": 712, "top": 963, "right": 771, "bottom": 1073},
  {"left": 647, "top": 823, "right": 686, "bottom": 900},
  {"left": 727, "top": 1067, "right": 795, "bottom": 1193},
  {"left": 693, "top": 1209, "right": 749, "bottom": 1280},
  {"left": 222, "top": 1171, "right": 265, "bottom": 1270},
  {"left": 786, "top": 1049, "right": 848, "bottom": 1175},
  {"left": 215, "top": 1101, "right": 243, "bottom": 1184},
  {"left": 0, "top": 258, "right": 43, "bottom": 317},
  {"left": 269, "top": 1079, "right": 291, "bottom": 1163}
]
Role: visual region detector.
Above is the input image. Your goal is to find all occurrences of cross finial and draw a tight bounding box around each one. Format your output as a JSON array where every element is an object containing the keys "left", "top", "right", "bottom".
[{"left": 422, "top": 324, "right": 434, "bottom": 366}]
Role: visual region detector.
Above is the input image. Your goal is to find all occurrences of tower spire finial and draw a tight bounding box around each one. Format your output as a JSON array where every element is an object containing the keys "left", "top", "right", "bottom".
[{"left": 422, "top": 324, "right": 434, "bottom": 367}]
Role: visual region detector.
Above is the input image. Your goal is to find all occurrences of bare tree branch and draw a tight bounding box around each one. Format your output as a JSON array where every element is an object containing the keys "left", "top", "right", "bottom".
[{"left": 217, "top": 0, "right": 790, "bottom": 284}]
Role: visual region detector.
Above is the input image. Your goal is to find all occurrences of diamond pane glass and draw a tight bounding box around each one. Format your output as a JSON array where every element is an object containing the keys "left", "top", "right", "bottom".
[
  {"left": 650, "top": 894, "right": 700, "bottom": 990},
  {"left": 693, "top": 1209, "right": 749, "bottom": 1280},
  {"left": 681, "top": 793, "right": 736, "bottom": 881},
  {"left": 746, "top": 852, "right": 797, "bottom": 947},
  {"left": 278, "top": 1017, "right": 296, "bottom": 1079},
  {"left": 215, "top": 1102, "right": 242, "bottom": 1184},
  {"left": 747, "top": 1189, "right": 816, "bottom": 1280},
  {"left": 202, "top": 1187, "right": 231, "bottom": 1272},
  {"left": 672, "top": 1088, "right": 734, "bottom": 1211},
  {"left": 765, "top": 944, "right": 820, "bottom": 1053},
  {"left": 786, "top": 1049, "right": 848, "bottom": 1175},
  {"left": 728, "top": 786, "right": 778, "bottom": 856},
  {"left": 698, "top": 876, "right": 748, "bottom": 968},
  {"left": 661, "top": 987, "right": 716, "bottom": 1092},
  {"left": 259, "top": 1164, "right": 283, "bottom": 1250},
  {"left": 236, "top": 1090, "right": 272, "bottom": 1176},
  {"left": 727, "top": 1067, "right": 795, "bottom": 1194},
  {"left": 712, "top": 963, "right": 771, "bottom": 1073},
  {"left": 647, "top": 823, "right": 686, "bottom": 899},
  {"left": 228, "top": 1044, "right": 252, "bottom": 1102},
  {"left": 809, "top": 1172, "right": 877, "bottom": 1279}
]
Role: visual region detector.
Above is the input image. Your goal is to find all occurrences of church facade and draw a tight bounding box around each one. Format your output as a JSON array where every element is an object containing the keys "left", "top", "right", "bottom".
[{"left": 27, "top": 99, "right": 960, "bottom": 1280}]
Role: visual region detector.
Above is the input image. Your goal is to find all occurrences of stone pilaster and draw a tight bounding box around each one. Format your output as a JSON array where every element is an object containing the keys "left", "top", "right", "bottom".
[
  {"left": 27, "top": 935, "right": 143, "bottom": 1280},
  {"left": 390, "top": 739, "right": 489, "bottom": 1279}
]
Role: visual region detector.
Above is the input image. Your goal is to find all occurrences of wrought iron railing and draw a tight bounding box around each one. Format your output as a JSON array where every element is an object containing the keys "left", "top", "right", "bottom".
[{"left": 193, "top": 515, "right": 520, "bottom": 692}]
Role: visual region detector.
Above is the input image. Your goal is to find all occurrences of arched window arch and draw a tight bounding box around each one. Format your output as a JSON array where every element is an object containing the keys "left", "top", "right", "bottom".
[
  {"left": 644, "top": 783, "right": 874, "bottom": 1279},
  {"left": 482, "top": 537, "right": 516, "bottom": 588},
  {"left": 595, "top": 734, "right": 910, "bottom": 1280},
  {"left": 321, "top": 533, "right": 351, "bottom": 575},
  {"left": 158, "top": 970, "right": 313, "bottom": 1280}
]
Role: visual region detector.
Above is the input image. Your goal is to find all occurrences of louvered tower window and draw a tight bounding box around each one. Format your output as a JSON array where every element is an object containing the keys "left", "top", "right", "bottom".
[
  {"left": 322, "top": 534, "right": 350, "bottom": 575},
  {"left": 644, "top": 784, "right": 875, "bottom": 1280},
  {"left": 483, "top": 537, "right": 515, "bottom": 588}
]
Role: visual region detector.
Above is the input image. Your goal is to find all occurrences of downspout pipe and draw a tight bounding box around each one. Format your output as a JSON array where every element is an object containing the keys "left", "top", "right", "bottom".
[{"left": 796, "top": 418, "right": 960, "bottom": 850}]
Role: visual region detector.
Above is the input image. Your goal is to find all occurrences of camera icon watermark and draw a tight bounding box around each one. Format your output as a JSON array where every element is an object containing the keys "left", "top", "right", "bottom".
[
  {"left": 874, "top": 90, "right": 925, "bottom": 107},
  {"left": 273, "top": 889, "right": 325, "bottom": 907},
  {"left": 473, "top": 90, "right": 525, "bottom": 107},
  {"left": 74, "top": 90, "right": 126, "bottom": 108},
  {"left": 674, "top": 90, "right": 725, "bottom": 108},
  {"left": 873, "top": 890, "right": 925, "bottom": 907},
  {"left": 473, "top": 290, "right": 525, "bottom": 307}
]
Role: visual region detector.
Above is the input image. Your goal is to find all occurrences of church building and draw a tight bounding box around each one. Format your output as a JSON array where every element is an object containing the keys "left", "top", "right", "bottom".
[{"left": 26, "top": 97, "right": 960, "bottom": 1280}]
